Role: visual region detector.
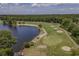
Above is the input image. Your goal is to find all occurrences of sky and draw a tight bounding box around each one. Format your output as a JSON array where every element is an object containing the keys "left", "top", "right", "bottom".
[{"left": 0, "top": 3, "right": 79, "bottom": 15}]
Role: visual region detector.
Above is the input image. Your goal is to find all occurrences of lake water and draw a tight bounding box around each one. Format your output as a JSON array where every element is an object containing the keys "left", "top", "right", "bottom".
[{"left": 0, "top": 25, "right": 40, "bottom": 53}]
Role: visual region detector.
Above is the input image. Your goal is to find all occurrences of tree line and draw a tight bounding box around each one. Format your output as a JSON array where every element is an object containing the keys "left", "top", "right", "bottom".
[{"left": 0, "top": 14, "right": 79, "bottom": 44}]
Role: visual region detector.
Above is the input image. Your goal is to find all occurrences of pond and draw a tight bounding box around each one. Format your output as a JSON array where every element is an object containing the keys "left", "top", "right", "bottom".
[{"left": 0, "top": 25, "right": 40, "bottom": 53}]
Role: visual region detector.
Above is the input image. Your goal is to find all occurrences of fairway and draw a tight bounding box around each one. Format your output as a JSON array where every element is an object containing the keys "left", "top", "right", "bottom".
[
  {"left": 42, "top": 23, "right": 75, "bottom": 55},
  {"left": 22, "top": 22, "right": 77, "bottom": 56}
]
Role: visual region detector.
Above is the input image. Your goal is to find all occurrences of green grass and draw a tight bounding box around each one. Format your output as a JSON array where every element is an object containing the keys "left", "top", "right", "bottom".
[
  {"left": 22, "top": 22, "right": 79, "bottom": 56},
  {"left": 0, "top": 20, "right": 3, "bottom": 24},
  {"left": 40, "top": 23, "right": 75, "bottom": 55},
  {"left": 43, "top": 23, "right": 74, "bottom": 46}
]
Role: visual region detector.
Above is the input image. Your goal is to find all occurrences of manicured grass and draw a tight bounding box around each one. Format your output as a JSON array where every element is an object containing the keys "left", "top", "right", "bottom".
[{"left": 22, "top": 22, "right": 78, "bottom": 56}]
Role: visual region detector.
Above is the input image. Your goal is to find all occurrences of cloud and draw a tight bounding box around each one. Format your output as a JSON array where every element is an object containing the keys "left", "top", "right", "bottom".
[
  {"left": 0, "top": 3, "right": 8, "bottom": 8},
  {"left": 69, "top": 8, "right": 79, "bottom": 10},
  {"left": 0, "top": 3, "right": 79, "bottom": 14},
  {"left": 60, "top": 8, "right": 79, "bottom": 11},
  {"left": 31, "top": 3, "right": 62, "bottom": 7},
  {"left": 0, "top": 3, "right": 20, "bottom": 8}
]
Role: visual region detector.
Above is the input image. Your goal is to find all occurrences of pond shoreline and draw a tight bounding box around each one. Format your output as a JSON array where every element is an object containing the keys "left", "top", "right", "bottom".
[{"left": 14, "top": 23, "right": 47, "bottom": 56}]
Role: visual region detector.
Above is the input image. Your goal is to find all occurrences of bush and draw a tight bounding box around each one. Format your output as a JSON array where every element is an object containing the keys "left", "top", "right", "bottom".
[
  {"left": 38, "top": 24, "right": 42, "bottom": 28},
  {"left": 0, "top": 48, "right": 13, "bottom": 56},
  {"left": 24, "top": 42, "right": 34, "bottom": 48}
]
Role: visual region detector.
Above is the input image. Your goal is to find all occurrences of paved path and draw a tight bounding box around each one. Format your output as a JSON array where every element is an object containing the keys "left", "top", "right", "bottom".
[
  {"left": 32, "top": 28, "right": 47, "bottom": 43},
  {"left": 61, "top": 28, "right": 79, "bottom": 48},
  {"left": 17, "top": 23, "right": 38, "bottom": 27}
]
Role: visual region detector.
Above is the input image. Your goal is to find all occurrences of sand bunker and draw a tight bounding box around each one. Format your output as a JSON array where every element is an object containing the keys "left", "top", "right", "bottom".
[
  {"left": 50, "top": 26, "right": 54, "bottom": 28},
  {"left": 62, "top": 46, "right": 71, "bottom": 51},
  {"left": 54, "top": 28, "right": 58, "bottom": 30},
  {"left": 57, "top": 30, "right": 63, "bottom": 33},
  {"left": 37, "top": 45, "right": 47, "bottom": 49}
]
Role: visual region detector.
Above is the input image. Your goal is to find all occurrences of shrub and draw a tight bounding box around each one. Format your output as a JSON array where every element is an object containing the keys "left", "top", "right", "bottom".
[{"left": 24, "top": 42, "right": 34, "bottom": 48}]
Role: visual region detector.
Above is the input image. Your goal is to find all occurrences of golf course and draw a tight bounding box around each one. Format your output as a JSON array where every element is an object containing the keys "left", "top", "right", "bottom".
[
  {"left": 0, "top": 14, "right": 79, "bottom": 56},
  {"left": 22, "top": 22, "right": 79, "bottom": 56}
]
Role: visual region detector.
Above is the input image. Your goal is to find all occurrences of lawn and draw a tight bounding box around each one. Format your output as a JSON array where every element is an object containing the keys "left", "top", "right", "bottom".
[{"left": 19, "top": 22, "right": 79, "bottom": 56}]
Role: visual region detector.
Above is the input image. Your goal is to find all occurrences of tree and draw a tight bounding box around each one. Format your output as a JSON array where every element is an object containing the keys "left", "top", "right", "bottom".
[
  {"left": 24, "top": 42, "right": 34, "bottom": 48},
  {"left": 73, "top": 18, "right": 79, "bottom": 24},
  {"left": 38, "top": 24, "right": 42, "bottom": 28},
  {"left": 71, "top": 26, "right": 79, "bottom": 38},
  {"left": 0, "top": 30, "right": 16, "bottom": 56},
  {"left": 61, "top": 18, "right": 72, "bottom": 30},
  {"left": 0, "top": 48, "right": 13, "bottom": 56}
]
